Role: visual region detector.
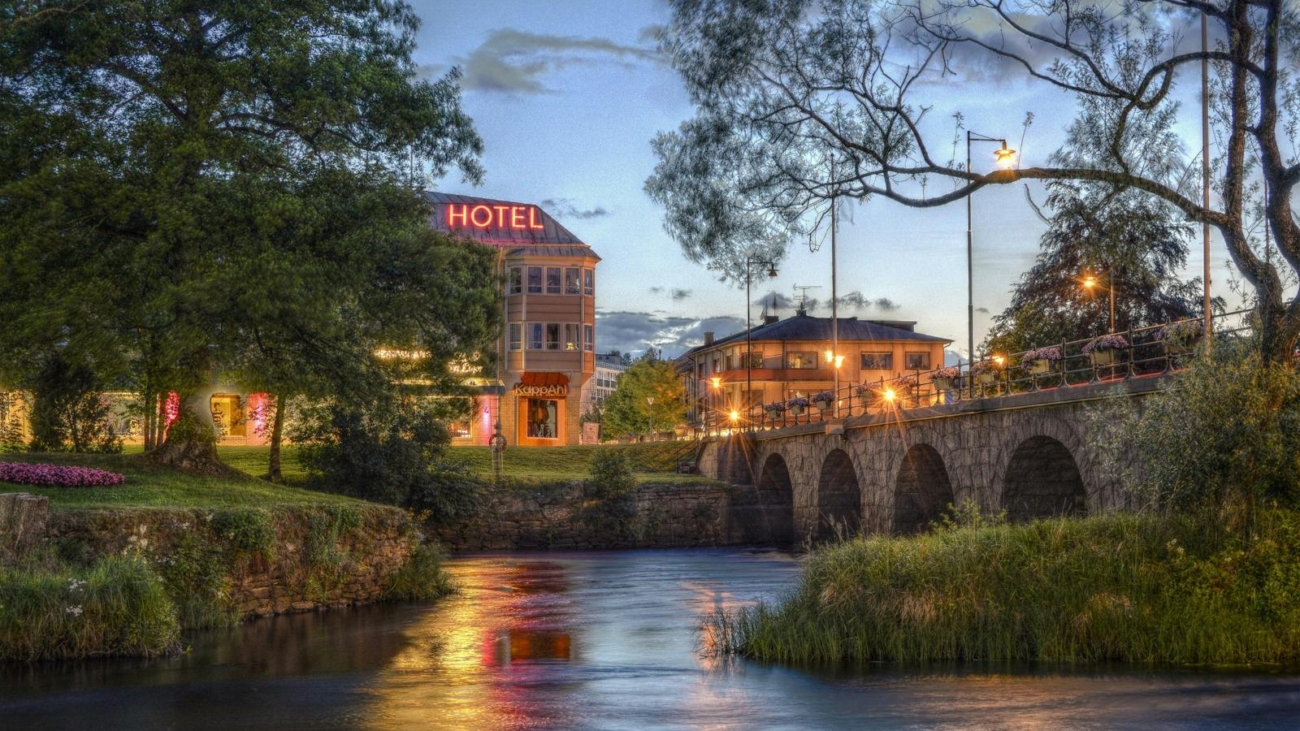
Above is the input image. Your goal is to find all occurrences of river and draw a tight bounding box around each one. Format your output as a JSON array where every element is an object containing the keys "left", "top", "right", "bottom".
[{"left": 2, "top": 549, "right": 1298, "bottom": 730}]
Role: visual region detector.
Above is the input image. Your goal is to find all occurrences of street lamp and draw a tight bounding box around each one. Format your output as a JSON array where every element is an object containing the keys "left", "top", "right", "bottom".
[
  {"left": 1082, "top": 272, "right": 1117, "bottom": 333},
  {"left": 709, "top": 376, "right": 721, "bottom": 435},
  {"left": 966, "top": 131, "right": 1016, "bottom": 398},
  {"left": 745, "top": 257, "right": 778, "bottom": 430},
  {"left": 646, "top": 396, "right": 655, "bottom": 442}
]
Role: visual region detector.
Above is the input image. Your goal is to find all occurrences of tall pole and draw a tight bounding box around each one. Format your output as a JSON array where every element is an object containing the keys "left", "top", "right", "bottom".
[
  {"left": 966, "top": 132, "right": 974, "bottom": 400},
  {"left": 831, "top": 193, "right": 839, "bottom": 418},
  {"left": 746, "top": 265, "right": 752, "bottom": 431},
  {"left": 1201, "top": 10, "right": 1213, "bottom": 339},
  {"left": 1109, "top": 277, "right": 1116, "bottom": 333}
]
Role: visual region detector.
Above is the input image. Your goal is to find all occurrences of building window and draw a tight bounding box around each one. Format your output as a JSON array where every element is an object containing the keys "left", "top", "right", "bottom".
[
  {"left": 742, "top": 351, "right": 763, "bottom": 368},
  {"left": 525, "top": 398, "right": 559, "bottom": 439},
  {"left": 861, "top": 352, "right": 893, "bottom": 370},
  {"left": 527, "top": 267, "right": 543, "bottom": 294},
  {"left": 529, "top": 323, "right": 544, "bottom": 350},
  {"left": 508, "top": 267, "right": 522, "bottom": 295},
  {"left": 546, "top": 323, "right": 561, "bottom": 349},
  {"left": 785, "top": 351, "right": 818, "bottom": 369},
  {"left": 904, "top": 352, "right": 931, "bottom": 370},
  {"left": 546, "top": 267, "right": 561, "bottom": 294},
  {"left": 697, "top": 362, "right": 705, "bottom": 378},
  {"left": 565, "top": 267, "right": 581, "bottom": 295},
  {"left": 584, "top": 268, "right": 594, "bottom": 296},
  {"left": 584, "top": 324, "right": 594, "bottom": 351},
  {"left": 725, "top": 354, "right": 733, "bottom": 371},
  {"left": 448, "top": 422, "right": 470, "bottom": 438},
  {"left": 565, "top": 323, "right": 580, "bottom": 350},
  {"left": 509, "top": 323, "right": 522, "bottom": 351}
]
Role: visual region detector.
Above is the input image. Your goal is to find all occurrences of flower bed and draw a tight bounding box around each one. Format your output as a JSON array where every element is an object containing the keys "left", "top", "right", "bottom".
[{"left": 0, "top": 462, "right": 125, "bottom": 488}]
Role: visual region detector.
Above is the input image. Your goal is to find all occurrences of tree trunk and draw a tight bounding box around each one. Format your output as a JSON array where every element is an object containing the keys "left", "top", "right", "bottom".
[
  {"left": 267, "top": 394, "right": 285, "bottom": 484},
  {"left": 147, "top": 372, "right": 232, "bottom": 476}
]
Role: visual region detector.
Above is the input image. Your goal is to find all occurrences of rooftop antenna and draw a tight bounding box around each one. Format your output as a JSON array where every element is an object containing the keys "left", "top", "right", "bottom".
[{"left": 793, "top": 284, "right": 821, "bottom": 316}]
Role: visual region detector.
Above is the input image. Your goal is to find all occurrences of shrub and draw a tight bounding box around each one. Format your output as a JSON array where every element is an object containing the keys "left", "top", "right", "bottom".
[
  {"left": 385, "top": 543, "right": 453, "bottom": 601},
  {"left": 152, "top": 530, "right": 236, "bottom": 629},
  {"left": 0, "top": 554, "right": 180, "bottom": 661},
  {"left": 0, "top": 462, "right": 125, "bottom": 487},
  {"left": 211, "top": 509, "right": 276, "bottom": 563},
  {"left": 585, "top": 450, "right": 635, "bottom": 500},
  {"left": 26, "top": 354, "right": 122, "bottom": 454}
]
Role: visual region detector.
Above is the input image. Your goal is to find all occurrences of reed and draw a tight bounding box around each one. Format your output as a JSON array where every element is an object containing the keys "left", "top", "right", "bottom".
[{"left": 716, "top": 510, "right": 1300, "bottom": 665}]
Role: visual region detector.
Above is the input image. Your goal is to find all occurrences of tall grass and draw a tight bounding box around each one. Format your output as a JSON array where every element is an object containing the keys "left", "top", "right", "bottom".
[
  {"left": 718, "top": 511, "right": 1300, "bottom": 665},
  {"left": 0, "top": 555, "right": 180, "bottom": 661},
  {"left": 384, "top": 544, "right": 454, "bottom": 601}
]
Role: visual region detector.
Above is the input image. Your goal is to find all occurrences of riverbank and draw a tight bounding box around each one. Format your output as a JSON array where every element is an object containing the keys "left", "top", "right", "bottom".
[
  {"left": 1, "top": 453, "right": 450, "bottom": 662},
  {"left": 716, "top": 510, "right": 1300, "bottom": 666}
]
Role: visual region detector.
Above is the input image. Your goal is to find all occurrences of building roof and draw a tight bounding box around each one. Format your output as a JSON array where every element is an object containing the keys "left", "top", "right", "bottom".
[
  {"left": 427, "top": 192, "right": 589, "bottom": 247},
  {"left": 677, "top": 313, "right": 951, "bottom": 363}
]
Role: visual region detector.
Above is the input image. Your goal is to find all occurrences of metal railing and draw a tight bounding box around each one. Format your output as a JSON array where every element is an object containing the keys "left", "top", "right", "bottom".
[{"left": 692, "top": 310, "right": 1253, "bottom": 435}]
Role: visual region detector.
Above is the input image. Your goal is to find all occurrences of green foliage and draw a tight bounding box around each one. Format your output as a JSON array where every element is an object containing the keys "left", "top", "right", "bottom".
[
  {"left": 715, "top": 511, "right": 1300, "bottom": 665},
  {"left": 585, "top": 450, "right": 636, "bottom": 500},
  {"left": 26, "top": 355, "right": 121, "bottom": 454},
  {"left": 1093, "top": 340, "right": 1300, "bottom": 527},
  {"left": 385, "top": 543, "right": 454, "bottom": 602},
  {"left": 152, "top": 530, "right": 237, "bottom": 630},
  {"left": 600, "top": 353, "right": 688, "bottom": 439},
  {"left": 0, "top": 554, "right": 180, "bottom": 661},
  {"left": 0, "top": 391, "right": 24, "bottom": 453},
  {"left": 211, "top": 509, "right": 276, "bottom": 563}
]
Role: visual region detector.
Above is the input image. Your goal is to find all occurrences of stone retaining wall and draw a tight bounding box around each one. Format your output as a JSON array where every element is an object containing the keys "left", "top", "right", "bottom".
[
  {"left": 45, "top": 505, "right": 417, "bottom": 619},
  {"left": 0, "top": 492, "right": 48, "bottom": 561},
  {"left": 432, "top": 481, "right": 787, "bottom": 551}
]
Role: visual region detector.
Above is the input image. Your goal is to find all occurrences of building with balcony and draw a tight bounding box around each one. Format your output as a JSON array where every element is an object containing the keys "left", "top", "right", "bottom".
[
  {"left": 580, "top": 352, "right": 628, "bottom": 416},
  {"left": 676, "top": 310, "right": 951, "bottom": 429}
]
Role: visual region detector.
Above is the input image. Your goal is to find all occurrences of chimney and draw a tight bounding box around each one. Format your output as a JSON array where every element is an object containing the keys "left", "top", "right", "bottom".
[
  {"left": 703, "top": 331, "right": 714, "bottom": 346},
  {"left": 764, "top": 314, "right": 779, "bottom": 324}
]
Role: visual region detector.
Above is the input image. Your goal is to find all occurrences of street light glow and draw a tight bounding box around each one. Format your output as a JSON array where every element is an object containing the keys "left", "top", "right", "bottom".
[
  {"left": 710, "top": 376, "right": 721, "bottom": 389},
  {"left": 883, "top": 388, "right": 896, "bottom": 402},
  {"left": 994, "top": 146, "right": 1016, "bottom": 167},
  {"left": 729, "top": 410, "right": 739, "bottom": 422}
]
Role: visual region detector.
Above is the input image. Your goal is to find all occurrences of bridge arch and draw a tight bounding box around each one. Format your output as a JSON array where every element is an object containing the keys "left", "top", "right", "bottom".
[
  {"left": 816, "top": 448, "right": 861, "bottom": 541},
  {"left": 756, "top": 453, "right": 795, "bottom": 545},
  {"left": 1001, "top": 436, "right": 1087, "bottom": 521},
  {"left": 892, "top": 443, "right": 955, "bottom": 534}
]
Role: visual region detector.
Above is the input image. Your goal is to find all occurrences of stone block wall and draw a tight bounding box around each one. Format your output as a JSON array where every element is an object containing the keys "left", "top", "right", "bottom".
[
  {"left": 0, "top": 492, "right": 48, "bottom": 561},
  {"left": 46, "top": 505, "right": 417, "bottom": 619}
]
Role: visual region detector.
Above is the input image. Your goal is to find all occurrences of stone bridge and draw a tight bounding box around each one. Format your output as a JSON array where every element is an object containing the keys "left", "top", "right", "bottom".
[{"left": 697, "top": 378, "right": 1159, "bottom": 545}]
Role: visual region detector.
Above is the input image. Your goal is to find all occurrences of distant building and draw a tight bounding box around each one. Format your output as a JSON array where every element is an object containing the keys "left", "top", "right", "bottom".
[
  {"left": 676, "top": 309, "right": 951, "bottom": 429},
  {"left": 580, "top": 353, "right": 628, "bottom": 417}
]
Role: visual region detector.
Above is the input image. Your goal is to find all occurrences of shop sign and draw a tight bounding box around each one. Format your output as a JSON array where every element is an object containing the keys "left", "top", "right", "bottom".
[
  {"left": 515, "top": 383, "right": 568, "bottom": 398},
  {"left": 447, "top": 203, "right": 545, "bottom": 231}
]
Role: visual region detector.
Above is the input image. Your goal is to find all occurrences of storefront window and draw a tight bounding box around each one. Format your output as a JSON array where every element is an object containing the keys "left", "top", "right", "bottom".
[
  {"left": 584, "top": 269, "right": 594, "bottom": 296},
  {"left": 509, "top": 323, "right": 522, "bottom": 351},
  {"left": 565, "top": 324, "right": 580, "bottom": 350},
  {"left": 448, "top": 422, "right": 470, "bottom": 438},
  {"left": 546, "top": 267, "right": 561, "bottom": 294},
  {"left": 527, "top": 267, "right": 543, "bottom": 294},
  {"left": 546, "top": 323, "right": 561, "bottom": 349},
  {"left": 508, "top": 267, "right": 522, "bottom": 295},
  {"left": 904, "top": 352, "right": 931, "bottom": 370},
  {"left": 565, "top": 267, "right": 581, "bottom": 294},
  {"left": 525, "top": 398, "right": 559, "bottom": 439},
  {"left": 861, "top": 352, "right": 892, "bottom": 370},
  {"left": 529, "top": 323, "right": 544, "bottom": 349},
  {"left": 584, "top": 325, "right": 594, "bottom": 351}
]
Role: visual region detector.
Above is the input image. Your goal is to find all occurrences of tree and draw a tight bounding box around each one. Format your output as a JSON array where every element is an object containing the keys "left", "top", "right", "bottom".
[
  {"left": 0, "top": 1, "right": 492, "bottom": 472},
  {"left": 601, "top": 353, "right": 687, "bottom": 439},
  {"left": 649, "top": 0, "right": 1300, "bottom": 363},
  {"left": 984, "top": 183, "right": 1208, "bottom": 354}
]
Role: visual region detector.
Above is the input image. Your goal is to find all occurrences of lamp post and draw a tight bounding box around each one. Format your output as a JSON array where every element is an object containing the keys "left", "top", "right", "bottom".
[
  {"left": 709, "top": 376, "right": 721, "bottom": 436},
  {"left": 966, "top": 131, "right": 1016, "bottom": 398},
  {"left": 1082, "top": 273, "right": 1117, "bottom": 333},
  {"left": 646, "top": 396, "right": 655, "bottom": 442},
  {"left": 745, "top": 258, "right": 779, "bottom": 430}
]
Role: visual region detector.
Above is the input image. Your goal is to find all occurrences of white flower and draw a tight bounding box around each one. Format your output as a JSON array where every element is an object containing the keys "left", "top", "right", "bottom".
[{"left": 65, "top": 605, "right": 83, "bottom": 617}]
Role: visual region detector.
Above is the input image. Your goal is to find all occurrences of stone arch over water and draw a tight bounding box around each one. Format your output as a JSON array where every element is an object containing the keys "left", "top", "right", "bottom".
[
  {"left": 755, "top": 453, "right": 795, "bottom": 545},
  {"left": 816, "top": 448, "right": 861, "bottom": 541},
  {"left": 892, "top": 443, "right": 954, "bottom": 534},
  {"left": 1001, "top": 436, "right": 1087, "bottom": 521}
]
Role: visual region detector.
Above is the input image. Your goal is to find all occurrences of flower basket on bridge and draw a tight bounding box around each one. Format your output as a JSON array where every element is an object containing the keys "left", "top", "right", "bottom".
[
  {"left": 787, "top": 397, "right": 809, "bottom": 417},
  {"left": 764, "top": 402, "right": 787, "bottom": 419},
  {"left": 1022, "top": 346, "right": 1062, "bottom": 375},
  {"left": 1157, "top": 320, "right": 1203, "bottom": 354},
  {"left": 931, "top": 366, "right": 960, "bottom": 392},
  {"left": 1083, "top": 335, "right": 1128, "bottom": 366},
  {"left": 811, "top": 391, "right": 834, "bottom": 411}
]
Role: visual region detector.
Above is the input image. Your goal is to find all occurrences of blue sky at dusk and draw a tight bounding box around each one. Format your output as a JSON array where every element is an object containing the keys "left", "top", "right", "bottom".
[{"left": 411, "top": 0, "right": 1233, "bottom": 360}]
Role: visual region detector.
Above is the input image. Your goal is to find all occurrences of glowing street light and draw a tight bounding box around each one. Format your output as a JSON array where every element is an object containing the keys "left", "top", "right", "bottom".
[
  {"left": 1081, "top": 272, "right": 1116, "bottom": 333},
  {"left": 966, "top": 132, "right": 1016, "bottom": 399}
]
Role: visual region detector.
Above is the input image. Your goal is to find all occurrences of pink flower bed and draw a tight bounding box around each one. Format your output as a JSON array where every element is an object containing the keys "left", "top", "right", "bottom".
[{"left": 0, "top": 462, "right": 125, "bottom": 488}]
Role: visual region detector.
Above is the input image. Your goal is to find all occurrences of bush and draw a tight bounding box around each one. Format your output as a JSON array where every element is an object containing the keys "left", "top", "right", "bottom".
[
  {"left": 26, "top": 354, "right": 122, "bottom": 454},
  {"left": 385, "top": 543, "right": 453, "bottom": 601},
  {"left": 0, "top": 554, "right": 180, "bottom": 661},
  {"left": 585, "top": 450, "right": 635, "bottom": 500},
  {"left": 152, "top": 530, "right": 236, "bottom": 629},
  {"left": 1093, "top": 339, "right": 1300, "bottom": 527},
  {"left": 715, "top": 511, "right": 1300, "bottom": 665},
  {"left": 0, "top": 461, "right": 125, "bottom": 487}
]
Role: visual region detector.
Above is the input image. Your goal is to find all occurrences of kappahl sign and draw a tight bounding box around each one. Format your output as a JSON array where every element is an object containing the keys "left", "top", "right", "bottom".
[
  {"left": 514, "top": 382, "right": 568, "bottom": 398},
  {"left": 446, "top": 203, "right": 544, "bottom": 231}
]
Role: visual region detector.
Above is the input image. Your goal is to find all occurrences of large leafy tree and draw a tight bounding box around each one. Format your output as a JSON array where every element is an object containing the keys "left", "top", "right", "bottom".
[
  {"left": 601, "top": 353, "right": 687, "bottom": 440},
  {"left": 0, "top": 1, "right": 493, "bottom": 471},
  {"left": 649, "top": 0, "right": 1300, "bottom": 363}
]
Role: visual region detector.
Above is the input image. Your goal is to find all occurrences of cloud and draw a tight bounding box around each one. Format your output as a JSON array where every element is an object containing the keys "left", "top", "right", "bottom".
[
  {"left": 875, "top": 297, "right": 901, "bottom": 312},
  {"left": 752, "top": 290, "right": 795, "bottom": 311},
  {"left": 671, "top": 288, "right": 691, "bottom": 302},
  {"left": 596, "top": 310, "right": 745, "bottom": 358},
  {"left": 976, "top": 307, "right": 991, "bottom": 314},
  {"left": 541, "top": 197, "right": 610, "bottom": 220},
  {"left": 649, "top": 286, "right": 664, "bottom": 295},
  {"left": 458, "top": 28, "right": 661, "bottom": 95}
]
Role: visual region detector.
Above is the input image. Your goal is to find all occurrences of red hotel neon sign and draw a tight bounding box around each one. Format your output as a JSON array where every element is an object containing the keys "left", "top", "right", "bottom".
[{"left": 446, "top": 203, "right": 544, "bottom": 231}]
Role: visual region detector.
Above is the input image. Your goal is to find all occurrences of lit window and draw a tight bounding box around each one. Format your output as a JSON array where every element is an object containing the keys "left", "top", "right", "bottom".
[
  {"left": 525, "top": 398, "right": 559, "bottom": 439},
  {"left": 529, "top": 323, "right": 544, "bottom": 350},
  {"left": 785, "top": 352, "right": 817, "bottom": 369},
  {"left": 546, "top": 323, "right": 561, "bottom": 350},
  {"left": 546, "top": 267, "right": 561, "bottom": 294},
  {"left": 861, "top": 352, "right": 892, "bottom": 370},
  {"left": 584, "top": 324, "right": 594, "bottom": 351},
  {"left": 904, "top": 352, "right": 931, "bottom": 370},
  {"left": 584, "top": 269, "right": 594, "bottom": 296},
  {"left": 509, "top": 323, "right": 522, "bottom": 351},
  {"left": 565, "top": 267, "right": 581, "bottom": 295},
  {"left": 527, "top": 267, "right": 543, "bottom": 294},
  {"left": 508, "top": 268, "right": 522, "bottom": 295},
  {"left": 565, "top": 324, "right": 580, "bottom": 350}
]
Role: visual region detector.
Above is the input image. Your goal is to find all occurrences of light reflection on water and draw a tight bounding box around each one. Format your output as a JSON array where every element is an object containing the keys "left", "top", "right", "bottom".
[{"left": 2, "top": 549, "right": 1298, "bottom": 731}]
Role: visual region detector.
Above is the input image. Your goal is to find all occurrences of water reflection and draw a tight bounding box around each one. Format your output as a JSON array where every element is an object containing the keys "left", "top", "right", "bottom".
[{"left": 2, "top": 549, "right": 1298, "bottom": 731}]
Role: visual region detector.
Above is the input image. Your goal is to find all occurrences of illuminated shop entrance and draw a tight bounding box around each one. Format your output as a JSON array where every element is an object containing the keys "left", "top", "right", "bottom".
[{"left": 514, "top": 373, "right": 569, "bottom": 446}]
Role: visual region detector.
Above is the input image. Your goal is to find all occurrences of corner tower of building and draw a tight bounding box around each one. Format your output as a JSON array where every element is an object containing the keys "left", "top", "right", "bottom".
[{"left": 428, "top": 193, "right": 600, "bottom": 447}]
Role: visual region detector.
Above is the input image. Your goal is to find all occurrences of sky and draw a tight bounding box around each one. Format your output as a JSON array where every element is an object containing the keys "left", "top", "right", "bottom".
[{"left": 411, "top": 0, "right": 1235, "bottom": 361}]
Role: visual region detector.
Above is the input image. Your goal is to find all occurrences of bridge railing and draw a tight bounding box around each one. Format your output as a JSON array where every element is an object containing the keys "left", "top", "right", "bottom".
[{"left": 700, "top": 309, "right": 1254, "bottom": 434}]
